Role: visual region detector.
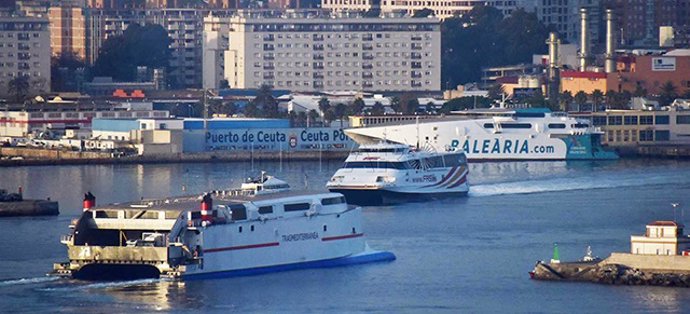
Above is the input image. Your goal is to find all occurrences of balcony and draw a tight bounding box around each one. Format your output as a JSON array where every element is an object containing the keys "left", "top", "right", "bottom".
[
  {"left": 411, "top": 62, "right": 422, "bottom": 69},
  {"left": 313, "top": 73, "right": 324, "bottom": 79},
  {"left": 362, "top": 35, "right": 373, "bottom": 41},
  {"left": 263, "top": 74, "right": 275, "bottom": 80},
  {"left": 263, "top": 35, "right": 275, "bottom": 41},
  {"left": 312, "top": 54, "right": 324, "bottom": 60},
  {"left": 411, "top": 44, "right": 423, "bottom": 50},
  {"left": 263, "top": 55, "right": 275, "bottom": 61},
  {"left": 363, "top": 82, "right": 373, "bottom": 88},
  {"left": 362, "top": 44, "right": 373, "bottom": 51},
  {"left": 411, "top": 53, "right": 422, "bottom": 60},
  {"left": 411, "top": 81, "right": 422, "bottom": 87},
  {"left": 312, "top": 34, "right": 324, "bottom": 41},
  {"left": 362, "top": 64, "right": 373, "bottom": 69},
  {"left": 263, "top": 65, "right": 275, "bottom": 70},
  {"left": 263, "top": 44, "right": 275, "bottom": 51},
  {"left": 362, "top": 54, "right": 374, "bottom": 60},
  {"left": 411, "top": 35, "right": 423, "bottom": 41},
  {"left": 313, "top": 45, "right": 324, "bottom": 51},
  {"left": 362, "top": 73, "right": 373, "bottom": 79}
]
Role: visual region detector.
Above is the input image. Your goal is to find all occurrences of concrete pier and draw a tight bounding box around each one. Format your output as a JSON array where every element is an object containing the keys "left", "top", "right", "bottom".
[
  {"left": 0, "top": 200, "right": 59, "bottom": 217},
  {"left": 531, "top": 254, "right": 690, "bottom": 287}
]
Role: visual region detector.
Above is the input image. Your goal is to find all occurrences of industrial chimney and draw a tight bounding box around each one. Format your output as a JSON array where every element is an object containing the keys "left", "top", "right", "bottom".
[
  {"left": 579, "top": 8, "right": 589, "bottom": 72},
  {"left": 605, "top": 9, "right": 616, "bottom": 73},
  {"left": 546, "top": 32, "right": 561, "bottom": 108}
]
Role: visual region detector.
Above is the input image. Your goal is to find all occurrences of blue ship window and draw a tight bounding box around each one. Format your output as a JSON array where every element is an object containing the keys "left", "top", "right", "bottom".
[
  {"left": 483, "top": 123, "right": 494, "bottom": 128},
  {"left": 258, "top": 206, "right": 273, "bottom": 214},
  {"left": 548, "top": 123, "right": 566, "bottom": 129},
  {"left": 574, "top": 123, "right": 589, "bottom": 128},
  {"left": 499, "top": 123, "right": 532, "bottom": 129},
  {"left": 251, "top": 225, "right": 255, "bottom": 232},
  {"left": 284, "top": 203, "right": 310, "bottom": 212},
  {"left": 358, "top": 147, "right": 406, "bottom": 153},
  {"left": 323, "top": 225, "right": 327, "bottom": 232},
  {"left": 655, "top": 115, "right": 670, "bottom": 125},
  {"left": 322, "top": 196, "right": 345, "bottom": 205}
]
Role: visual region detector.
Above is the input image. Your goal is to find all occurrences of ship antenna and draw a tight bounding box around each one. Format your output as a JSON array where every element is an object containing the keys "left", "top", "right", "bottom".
[{"left": 416, "top": 116, "right": 420, "bottom": 150}]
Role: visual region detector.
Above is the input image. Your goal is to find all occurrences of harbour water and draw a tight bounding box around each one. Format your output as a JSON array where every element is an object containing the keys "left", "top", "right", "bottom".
[{"left": 2, "top": 159, "right": 690, "bottom": 312}]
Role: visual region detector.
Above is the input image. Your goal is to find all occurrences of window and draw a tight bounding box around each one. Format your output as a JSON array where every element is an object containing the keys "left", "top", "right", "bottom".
[
  {"left": 639, "top": 115, "right": 653, "bottom": 125},
  {"left": 608, "top": 116, "right": 622, "bottom": 125},
  {"left": 548, "top": 123, "right": 566, "bottom": 129},
  {"left": 624, "top": 116, "right": 638, "bottom": 125},
  {"left": 343, "top": 161, "right": 410, "bottom": 169},
  {"left": 230, "top": 204, "right": 247, "bottom": 220},
  {"left": 655, "top": 115, "right": 670, "bottom": 125},
  {"left": 321, "top": 196, "right": 345, "bottom": 205},
  {"left": 677, "top": 115, "right": 690, "bottom": 124},
  {"left": 483, "top": 123, "right": 494, "bottom": 128},
  {"left": 284, "top": 203, "right": 310, "bottom": 212},
  {"left": 499, "top": 123, "right": 532, "bottom": 129},
  {"left": 655, "top": 130, "right": 670, "bottom": 141},
  {"left": 258, "top": 206, "right": 273, "bottom": 214},
  {"left": 639, "top": 130, "right": 653, "bottom": 141},
  {"left": 592, "top": 116, "right": 607, "bottom": 126}
]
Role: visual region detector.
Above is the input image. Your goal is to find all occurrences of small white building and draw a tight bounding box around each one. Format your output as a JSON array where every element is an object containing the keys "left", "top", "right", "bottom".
[{"left": 630, "top": 221, "right": 690, "bottom": 256}]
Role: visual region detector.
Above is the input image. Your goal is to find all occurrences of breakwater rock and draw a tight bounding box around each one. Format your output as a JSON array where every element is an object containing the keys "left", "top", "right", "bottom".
[{"left": 531, "top": 259, "right": 690, "bottom": 287}]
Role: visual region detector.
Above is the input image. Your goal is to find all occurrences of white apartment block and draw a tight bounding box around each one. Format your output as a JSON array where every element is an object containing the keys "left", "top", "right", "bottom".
[
  {"left": 322, "top": 0, "right": 525, "bottom": 19},
  {"left": 203, "top": 12, "right": 231, "bottom": 89},
  {"left": 0, "top": 16, "right": 51, "bottom": 97},
  {"left": 207, "top": 10, "right": 441, "bottom": 93}
]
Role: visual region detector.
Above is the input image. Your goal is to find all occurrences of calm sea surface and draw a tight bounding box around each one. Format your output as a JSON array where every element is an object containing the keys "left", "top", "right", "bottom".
[{"left": 2, "top": 159, "right": 690, "bottom": 312}]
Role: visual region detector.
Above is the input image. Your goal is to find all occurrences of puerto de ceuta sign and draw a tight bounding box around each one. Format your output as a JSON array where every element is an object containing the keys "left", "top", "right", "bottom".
[{"left": 204, "top": 127, "right": 354, "bottom": 152}]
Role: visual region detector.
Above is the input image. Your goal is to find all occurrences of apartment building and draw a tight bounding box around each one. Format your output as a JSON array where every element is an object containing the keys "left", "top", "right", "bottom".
[
  {"left": 0, "top": 16, "right": 50, "bottom": 97},
  {"left": 322, "top": 0, "right": 524, "bottom": 19},
  {"left": 48, "top": 5, "right": 87, "bottom": 60},
  {"left": 208, "top": 10, "right": 441, "bottom": 93}
]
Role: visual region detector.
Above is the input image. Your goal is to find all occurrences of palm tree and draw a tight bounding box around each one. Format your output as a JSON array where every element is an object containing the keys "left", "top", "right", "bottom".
[
  {"left": 7, "top": 76, "right": 30, "bottom": 102},
  {"left": 370, "top": 101, "right": 385, "bottom": 115},
  {"left": 574, "top": 91, "right": 588, "bottom": 112},
  {"left": 591, "top": 89, "right": 604, "bottom": 112},
  {"left": 333, "top": 103, "right": 347, "bottom": 128},
  {"left": 560, "top": 91, "right": 573, "bottom": 111},
  {"left": 659, "top": 81, "right": 678, "bottom": 106}
]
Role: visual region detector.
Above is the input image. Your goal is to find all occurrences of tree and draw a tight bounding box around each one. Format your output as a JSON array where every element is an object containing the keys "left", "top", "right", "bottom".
[
  {"left": 210, "top": 100, "right": 236, "bottom": 117},
  {"left": 574, "top": 91, "right": 588, "bottom": 112},
  {"left": 633, "top": 83, "right": 647, "bottom": 98},
  {"left": 591, "top": 89, "right": 604, "bottom": 112},
  {"left": 349, "top": 97, "right": 365, "bottom": 115},
  {"left": 370, "top": 101, "right": 385, "bottom": 115},
  {"left": 399, "top": 93, "right": 419, "bottom": 114},
  {"left": 560, "top": 91, "right": 573, "bottom": 111},
  {"left": 526, "top": 91, "right": 547, "bottom": 108},
  {"left": 51, "top": 52, "right": 87, "bottom": 92},
  {"left": 659, "top": 81, "right": 678, "bottom": 106},
  {"left": 244, "top": 102, "right": 258, "bottom": 117},
  {"left": 7, "top": 75, "right": 30, "bottom": 102},
  {"left": 441, "top": 7, "right": 549, "bottom": 87},
  {"left": 93, "top": 23, "right": 172, "bottom": 82},
  {"left": 413, "top": 8, "right": 435, "bottom": 18},
  {"left": 318, "top": 97, "right": 331, "bottom": 118},
  {"left": 439, "top": 96, "right": 492, "bottom": 113},
  {"left": 250, "top": 84, "right": 279, "bottom": 118},
  {"left": 308, "top": 109, "right": 320, "bottom": 126},
  {"left": 390, "top": 96, "right": 401, "bottom": 113},
  {"left": 333, "top": 103, "right": 348, "bottom": 127}
]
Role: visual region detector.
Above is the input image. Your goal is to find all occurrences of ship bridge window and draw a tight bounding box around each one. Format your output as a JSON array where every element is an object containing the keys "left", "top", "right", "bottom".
[
  {"left": 258, "top": 205, "right": 273, "bottom": 214},
  {"left": 677, "top": 115, "right": 690, "bottom": 124},
  {"left": 284, "top": 202, "right": 310, "bottom": 212},
  {"left": 655, "top": 115, "right": 670, "bottom": 125},
  {"left": 608, "top": 116, "right": 622, "bottom": 125},
  {"left": 498, "top": 123, "right": 532, "bottom": 129},
  {"left": 230, "top": 204, "right": 247, "bottom": 220},
  {"left": 483, "top": 123, "right": 494, "bottom": 128},
  {"left": 548, "top": 123, "right": 566, "bottom": 129},
  {"left": 343, "top": 161, "right": 410, "bottom": 169},
  {"left": 322, "top": 196, "right": 345, "bottom": 205},
  {"left": 624, "top": 116, "right": 638, "bottom": 125}
]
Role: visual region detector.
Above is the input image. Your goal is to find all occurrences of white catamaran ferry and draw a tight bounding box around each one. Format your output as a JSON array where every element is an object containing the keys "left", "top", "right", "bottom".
[
  {"left": 52, "top": 175, "right": 395, "bottom": 280},
  {"left": 345, "top": 108, "right": 618, "bottom": 161},
  {"left": 326, "top": 143, "right": 469, "bottom": 205}
]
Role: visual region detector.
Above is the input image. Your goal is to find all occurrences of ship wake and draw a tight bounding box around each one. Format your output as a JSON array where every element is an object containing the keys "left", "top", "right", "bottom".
[
  {"left": 470, "top": 170, "right": 690, "bottom": 197},
  {"left": 0, "top": 276, "right": 59, "bottom": 287}
]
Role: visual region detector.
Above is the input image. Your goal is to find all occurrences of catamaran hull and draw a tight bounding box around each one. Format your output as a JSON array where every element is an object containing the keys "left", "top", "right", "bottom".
[{"left": 330, "top": 188, "right": 468, "bottom": 206}]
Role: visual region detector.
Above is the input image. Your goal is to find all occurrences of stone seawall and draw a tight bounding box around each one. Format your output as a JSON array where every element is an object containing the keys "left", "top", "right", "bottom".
[
  {"left": 0, "top": 147, "right": 349, "bottom": 166},
  {"left": 0, "top": 200, "right": 59, "bottom": 217}
]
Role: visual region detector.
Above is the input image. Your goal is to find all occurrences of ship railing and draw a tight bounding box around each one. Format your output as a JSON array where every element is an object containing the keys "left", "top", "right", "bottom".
[{"left": 60, "top": 234, "right": 73, "bottom": 244}]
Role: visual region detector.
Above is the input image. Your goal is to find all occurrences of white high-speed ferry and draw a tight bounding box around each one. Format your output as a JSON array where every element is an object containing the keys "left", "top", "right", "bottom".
[
  {"left": 52, "top": 176, "right": 395, "bottom": 280},
  {"left": 346, "top": 108, "right": 618, "bottom": 161},
  {"left": 327, "top": 143, "right": 469, "bottom": 205}
]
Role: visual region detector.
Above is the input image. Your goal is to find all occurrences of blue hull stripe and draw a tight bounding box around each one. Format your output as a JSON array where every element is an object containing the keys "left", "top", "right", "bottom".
[{"left": 182, "top": 251, "right": 396, "bottom": 280}]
